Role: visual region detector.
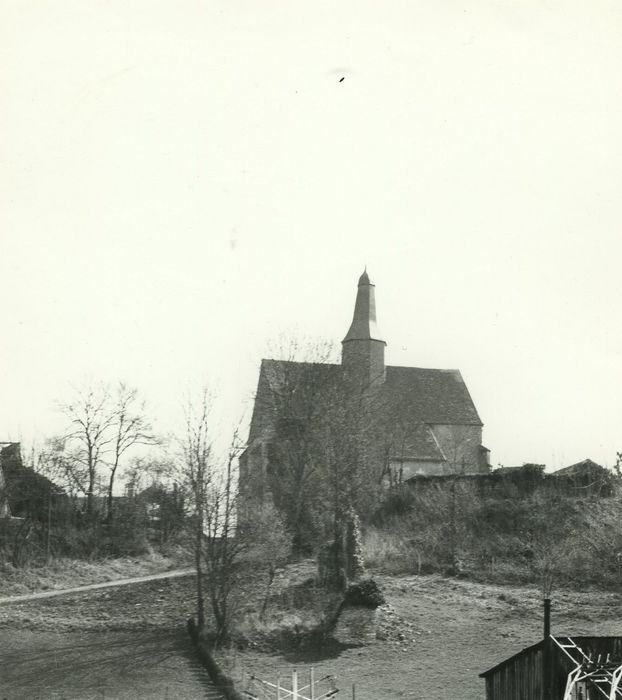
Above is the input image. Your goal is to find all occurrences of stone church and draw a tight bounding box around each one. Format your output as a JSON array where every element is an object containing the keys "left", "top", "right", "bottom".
[{"left": 240, "top": 270, "right": 490, "bottom": 491}]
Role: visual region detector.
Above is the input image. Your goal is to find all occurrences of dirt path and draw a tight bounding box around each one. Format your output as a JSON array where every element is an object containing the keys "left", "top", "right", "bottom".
[{"left": 0, "top": 568, "right": 194, "bottom": 606}]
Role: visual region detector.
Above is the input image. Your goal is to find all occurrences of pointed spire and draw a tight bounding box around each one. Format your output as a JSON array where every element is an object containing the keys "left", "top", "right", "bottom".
[
  {"left": 343, "top": 269, "right": 384, "bottom": 343},
  {"left": 342, "top": 269, "right": 386, "bottom": 386}
]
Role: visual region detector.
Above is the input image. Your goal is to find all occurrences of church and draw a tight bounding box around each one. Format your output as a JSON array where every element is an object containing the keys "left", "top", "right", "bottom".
[{"left": 240, "top": 270, "right": 490, "bottom": 493}]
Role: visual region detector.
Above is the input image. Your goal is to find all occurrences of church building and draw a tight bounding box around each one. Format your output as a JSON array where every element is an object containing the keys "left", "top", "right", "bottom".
[{"left": 240, "top": 270, "right": 490, "bottom": 492}]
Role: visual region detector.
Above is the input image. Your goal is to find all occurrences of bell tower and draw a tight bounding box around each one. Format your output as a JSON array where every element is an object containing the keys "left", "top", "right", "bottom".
[{"left": 341, "top": 269, "right": 386, "bottom": 388}]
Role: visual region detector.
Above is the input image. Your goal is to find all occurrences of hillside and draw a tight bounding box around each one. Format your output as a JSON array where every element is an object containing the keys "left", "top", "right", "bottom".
[{"left": 367, "top": 466, "right": 622, "bottom": 588}]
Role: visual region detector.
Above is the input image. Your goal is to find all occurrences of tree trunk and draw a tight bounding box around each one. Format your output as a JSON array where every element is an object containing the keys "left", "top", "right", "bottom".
[
  {"left": 86, "top": 472, "right": 95, "bottom": 517},
  {"left": 260, "top": 563, "right": 276, "bottom": 622},
  {"left": 195, "top": 520, "right": 205, "bottom": 629},
  {"left": 106, "top": 467, "right": 117, "bottom": 522},
  {"left": 86, "top": 443, "right": 96, "bottom": 517}
]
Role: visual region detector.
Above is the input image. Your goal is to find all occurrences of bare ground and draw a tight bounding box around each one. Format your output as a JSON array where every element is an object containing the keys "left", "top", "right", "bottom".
[
  {"left": 0, "top": 629, "right": 221, "bottom": 700},
  {"left": 1, "top": 566, "right": 621, "bottom": 699},
  {"left": 223, "top": 573, "right": 622, "bottom": 700},
  {"left": 0, "top": 577, "right": 223, "bottom": 699}
]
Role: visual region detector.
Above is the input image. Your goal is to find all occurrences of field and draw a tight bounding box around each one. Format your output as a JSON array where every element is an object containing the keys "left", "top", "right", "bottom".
[
  {"left": 0, "top": 550, "right": 191, "bottom": 598},
  {"left": 2, "top": 564, "right": 622, "bottom": 699},
  {"left": 0, "top": 575, "right": 223, "bottom": 699},
  {"left": 223, "top": 573, "right": 622, "bottom": 700},
  {"left": 0, "top": 628, "right": 220, "bottom": 700}
]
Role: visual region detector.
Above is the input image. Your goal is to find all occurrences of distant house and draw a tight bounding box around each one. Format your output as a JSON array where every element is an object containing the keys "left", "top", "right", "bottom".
[
  {"left": 240, "top": 270, "right": 490, "bottom": 496},
  {"left": 135, "top": 483, "right": 185, "bottom": 543},
  {"left": 0, "top": 442, "right": 65, "bottom": 520},
  {"left": 550, "top": 459, "right": 614, "bottom": 495}
]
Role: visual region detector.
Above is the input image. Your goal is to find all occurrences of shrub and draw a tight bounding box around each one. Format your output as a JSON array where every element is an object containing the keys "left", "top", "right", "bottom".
[
  {"left": 344, "top": 578, "right": 385, "bottom": 608},
  {"left": 368, "top": 476, "right": 622, "bottom": 590}
]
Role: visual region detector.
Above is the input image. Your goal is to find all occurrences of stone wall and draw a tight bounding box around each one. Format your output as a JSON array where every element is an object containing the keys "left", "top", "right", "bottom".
[{"left": 429, "top": 424, "right": 488, "bottom": 473}]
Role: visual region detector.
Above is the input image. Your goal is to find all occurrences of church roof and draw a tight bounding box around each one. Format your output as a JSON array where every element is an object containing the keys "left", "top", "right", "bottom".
[
  {"left": 245, "top": 271, "right": 484, "bottom": 465},
  {"left": 383, "top": 365, "right": 482, "bottom": 426},
  {"left": 247, "top": 359, "right": 482, "bottom": 446}
]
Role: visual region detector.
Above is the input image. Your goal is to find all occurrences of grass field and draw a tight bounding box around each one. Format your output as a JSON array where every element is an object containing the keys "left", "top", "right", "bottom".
[
  {"left": 223, "top": 573, "right": 622, "bottom": 700},
  {"left": 2, "top": 559, "right": 621, "bottom": 699},
  {"left": 0, "top": 549, "right": 190, "bottom": 598}
]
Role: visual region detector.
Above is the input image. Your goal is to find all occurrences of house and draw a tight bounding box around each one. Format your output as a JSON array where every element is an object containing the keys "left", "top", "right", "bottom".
[
  {"left": 550, "top": 459, "right": 614, "bottom": 496},
  {"left": 240, "top": 270, "right": 490, "bottom": 494},
  {"left": 480, "top": 603, "right": 622, "bottom": 699},
  {"left": 0, "top": 442, "right": 66, "bottom": 520},
  {"left": 134, "top": 483, "right": 185, "bottom": 543}
]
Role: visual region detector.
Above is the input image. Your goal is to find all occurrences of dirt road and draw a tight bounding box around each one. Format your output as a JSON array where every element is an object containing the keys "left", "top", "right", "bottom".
[
  {"left": 0, "top": 574, "right": 223, "bottom": 699},
  {"left": 0, "top": 628, "right": 222, "bottom": 699},
  {"left": 0, "top": 568, "right": 194, "bottom": 606}
]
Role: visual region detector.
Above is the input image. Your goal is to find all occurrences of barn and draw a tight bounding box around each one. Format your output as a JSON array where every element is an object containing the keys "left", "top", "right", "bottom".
[{"left": 480, "top": 604, "right": 622, "bottom": 699}]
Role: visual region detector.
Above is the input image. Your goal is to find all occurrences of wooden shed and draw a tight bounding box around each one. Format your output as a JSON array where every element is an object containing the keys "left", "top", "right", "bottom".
[{"left": 480, "top": 635, "right": 622, "bottom": 699}]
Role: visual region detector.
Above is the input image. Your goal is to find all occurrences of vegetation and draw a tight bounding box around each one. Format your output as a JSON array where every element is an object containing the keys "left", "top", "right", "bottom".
[
  {"left": 42, "top": 381, "right": 157, "bottom": 520},
  {"left": 344, "top": 577, "right": 385, "bottom": 608},
  {"left": 4, "top": 367, "right": 622, "bottom": 665},
  {"left": 366, "top": 471, "right": 622, "bottom": 589},
  {"left": 180, "top": 389, "right": 291, "bottom": 646}
]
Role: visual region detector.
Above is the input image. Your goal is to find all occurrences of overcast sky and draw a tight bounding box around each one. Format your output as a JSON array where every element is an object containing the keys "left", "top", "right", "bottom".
[{"left": 1, "top": 1, "right": 621, "bottom": 468}]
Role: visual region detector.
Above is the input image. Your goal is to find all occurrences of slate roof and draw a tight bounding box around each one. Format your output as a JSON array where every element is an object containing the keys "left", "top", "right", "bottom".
[
  {"left": 248, "top": 359, "right": 340, "bottom": 442},
  {"left": 247, "top": 359, "right": 482, "bottom": 451},
  {"left": 382, "top": 365, "right": 482, "bottom": 426}
]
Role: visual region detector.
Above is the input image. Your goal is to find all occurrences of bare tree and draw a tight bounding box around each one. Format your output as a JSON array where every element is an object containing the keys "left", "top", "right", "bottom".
[
  {"left": 59, "top": 382, "right": 116, "bottom": 516},
  {"left": 200, "top": 429, "right": 245, "bottom": 644},
  {"left": 180, "top": 389, "right": 213, "bottom": 629},
  {"left": 52, "top": 381, "right": 155, "bottom": 519},
  {"left": 251, "top": 338, "right": 385, "bottom": 564},
  {"left": 105, "top": 383, "right": 156, "bottom": 522},
  {"left": 180, "top": 387, "right": 291, "bottom": 645},
  {"left": 260, "top": 348, "right": 382, "bottom": 583}
]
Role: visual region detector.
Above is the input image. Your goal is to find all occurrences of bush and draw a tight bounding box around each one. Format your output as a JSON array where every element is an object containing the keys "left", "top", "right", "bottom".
[
  {"left": 367, "top": 477, "right": 622, "bottom": 590},
  {"left": 344, "top": 578, "right": 385, "bottom": 608}
]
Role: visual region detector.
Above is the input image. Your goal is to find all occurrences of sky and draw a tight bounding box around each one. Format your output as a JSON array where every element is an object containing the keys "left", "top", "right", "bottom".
[{"left": 1, "top": 0, "right": 621, "bottom": 469}]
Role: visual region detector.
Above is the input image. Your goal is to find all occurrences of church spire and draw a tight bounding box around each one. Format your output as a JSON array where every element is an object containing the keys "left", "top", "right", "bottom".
[{"left": 342, "top": 269, "right": 386, "bottom": 386}]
